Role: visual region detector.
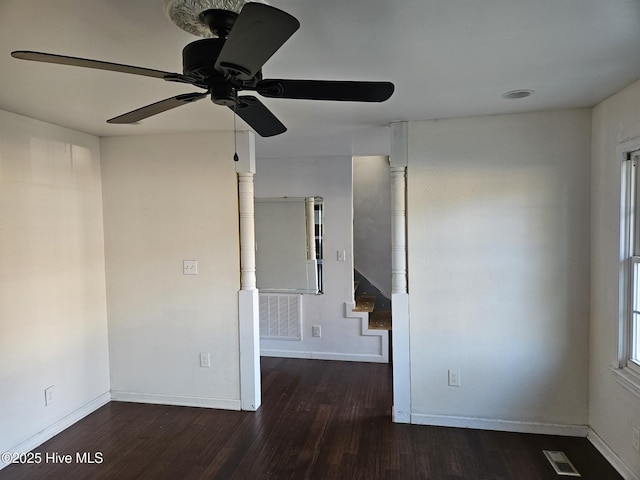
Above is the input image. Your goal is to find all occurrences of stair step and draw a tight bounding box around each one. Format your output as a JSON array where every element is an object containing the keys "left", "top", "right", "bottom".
[
  {"left": 369, "top": 310, "right": 392, "bottom": 330},
  {"left": 354, "top": 295, "right": 376, "bottom": 313}
]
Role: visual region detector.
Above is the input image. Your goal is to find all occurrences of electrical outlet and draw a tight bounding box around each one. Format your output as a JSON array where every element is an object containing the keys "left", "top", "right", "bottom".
[
  {"left": 448, "top": 370, "right": 461, "bottom": 387},
  {"left": 312, "top": 325, "right": 321, "bottom": 337},
  {"left": 200, "top": 352, "right": 211, "bottom": 368},
  {"left": 44, "top": 385, "right": 55, "bottom": 406},
  {"left": 633, "top": 426, "right": 640, "bottom": 452}
]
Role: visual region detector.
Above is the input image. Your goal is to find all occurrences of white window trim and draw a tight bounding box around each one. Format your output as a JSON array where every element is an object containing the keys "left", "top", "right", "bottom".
[
  {"left": 615, "top": 137, "right": 640, "bottom": 398},
  {"left": 612, "top": 365, "right": 640, "bottom": 398}
]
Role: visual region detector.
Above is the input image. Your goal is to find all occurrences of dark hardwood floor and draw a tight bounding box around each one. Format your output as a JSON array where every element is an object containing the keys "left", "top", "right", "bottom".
[{"left": 0, "top": 357, "right": 622, "bottom": 479}]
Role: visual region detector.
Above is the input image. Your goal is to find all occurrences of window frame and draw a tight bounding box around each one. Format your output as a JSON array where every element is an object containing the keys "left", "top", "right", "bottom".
[{"left": 616, "top": 140, "right": 640, "bottom": 393}]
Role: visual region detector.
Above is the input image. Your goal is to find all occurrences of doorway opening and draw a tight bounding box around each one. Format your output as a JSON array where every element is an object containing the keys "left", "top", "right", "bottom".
[{"left": 352, "top": 155, "right": 393, "bottom": 348}]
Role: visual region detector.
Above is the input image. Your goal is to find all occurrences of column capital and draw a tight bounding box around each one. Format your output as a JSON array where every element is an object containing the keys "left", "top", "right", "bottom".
[{"left": 390, "top": 122, "right": 408, "bottom": 169}]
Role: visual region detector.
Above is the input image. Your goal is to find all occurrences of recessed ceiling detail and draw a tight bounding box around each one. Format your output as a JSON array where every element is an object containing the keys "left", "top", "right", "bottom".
[
  {"left": 164, "top": 0, "right": 267, "bottom": 38},
  {"left": 501, "top": 89, "right": 534, "bottom": 99}
]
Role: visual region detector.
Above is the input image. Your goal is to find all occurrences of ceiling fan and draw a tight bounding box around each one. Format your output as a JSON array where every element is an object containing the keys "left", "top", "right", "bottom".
[{"left": 10, "top": 1, "right": 394, "bottom": 137}]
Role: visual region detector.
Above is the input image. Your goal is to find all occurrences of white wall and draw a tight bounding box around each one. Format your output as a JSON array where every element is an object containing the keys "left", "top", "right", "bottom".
[
  {"left": 255, "top": 156, "right": 385, "bottom": 361},
  {"left": 0, "top": 110, "right": 110, "bottom": 465},
  {"left": 591, "top": 78, "right": 640, "bottom": 478},
  {"left": 406, "top": 110, "right": 591, "bottom": 434},
  {"left": 353, "top": 155, "right": 392, "bottom": 298},
  {"left": 101, "top": 132, "right": 242, "bottom": 409}
]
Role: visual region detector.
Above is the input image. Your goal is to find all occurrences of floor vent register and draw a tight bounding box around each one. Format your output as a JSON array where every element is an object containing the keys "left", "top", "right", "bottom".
[{"left": 543, "top": 450, "right": 581, "bottom": 477}]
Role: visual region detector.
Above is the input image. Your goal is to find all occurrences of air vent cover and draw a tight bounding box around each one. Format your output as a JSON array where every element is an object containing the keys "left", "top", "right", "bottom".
[
  {"left": 543, "top": 450, "right": 581, "bottom": 477},
  {"left": 259, "top": 293, "right": 302, "bottom": 340}
]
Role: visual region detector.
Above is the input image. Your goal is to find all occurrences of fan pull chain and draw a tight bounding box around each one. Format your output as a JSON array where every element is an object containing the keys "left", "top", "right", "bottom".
[{"left": 233, "top": 88, "right": 239, "bottom": 162}]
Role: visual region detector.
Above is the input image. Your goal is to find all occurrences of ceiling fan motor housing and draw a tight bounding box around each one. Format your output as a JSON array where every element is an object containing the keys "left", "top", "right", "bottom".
[
  {"left": 182, "top": 38, "right": 224, "bottom": 79},
  {"left": 182, "top": 38, "right": 237, "bottom": 106}
]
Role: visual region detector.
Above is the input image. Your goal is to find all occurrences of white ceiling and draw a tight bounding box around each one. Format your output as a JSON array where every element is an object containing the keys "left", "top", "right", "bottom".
[{"left": 1, "top": 0, "right": 640, "bottom": 158}]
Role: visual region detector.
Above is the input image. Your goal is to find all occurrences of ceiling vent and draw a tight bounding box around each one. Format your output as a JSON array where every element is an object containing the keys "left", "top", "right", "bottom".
[{"left": 501, "top": 89, "right": 534, "bottom": 99}]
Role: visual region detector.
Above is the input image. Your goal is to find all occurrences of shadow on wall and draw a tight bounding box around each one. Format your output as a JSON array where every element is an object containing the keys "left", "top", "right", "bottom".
[{"left": 354, "top": 268, "right": 390, "bottom": 310}]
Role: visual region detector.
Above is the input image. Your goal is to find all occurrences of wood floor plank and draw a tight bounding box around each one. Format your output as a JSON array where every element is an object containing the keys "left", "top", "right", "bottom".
[{"left": 0, "top": 357, "right": 624, "bottom": 479}]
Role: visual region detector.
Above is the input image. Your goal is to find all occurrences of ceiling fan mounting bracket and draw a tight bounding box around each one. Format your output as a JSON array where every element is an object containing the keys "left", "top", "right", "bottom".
[{"left": 199, "top": 9, "right": 238, "bottom": 38}]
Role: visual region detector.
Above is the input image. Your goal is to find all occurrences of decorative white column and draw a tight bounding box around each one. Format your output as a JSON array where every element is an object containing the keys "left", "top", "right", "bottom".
[
  {"left": 235, "top": 131, "right": 261, "bottom": 411},
  {"left": 390, "top": 122, "right": 411, "bottom": 424},
  {"left": 391, "top": 167, "right": 408, "bottom": 295},
  {"left": 238, "top": 172, "right": 257, "bottom": 290}
]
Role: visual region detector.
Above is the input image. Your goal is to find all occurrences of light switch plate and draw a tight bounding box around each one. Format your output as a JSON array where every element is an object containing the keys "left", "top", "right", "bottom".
[
  {"left": 183, "top": 260, "right": 198, "bottom": 275},
  {"left": 44, "top": 385, "right": 55, "bottom": 406},
  {"left": 200, "top": 352, "right": 210, "bottom": 368}
]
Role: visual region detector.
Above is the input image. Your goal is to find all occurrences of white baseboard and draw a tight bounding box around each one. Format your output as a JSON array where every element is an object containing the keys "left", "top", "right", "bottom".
[
  {"left": 411, "top": 413, "right": 589, "bottom": 437},
  {"left": 0, "top": 392, "right": 111, "bottom": 471},
  {"left": 588, "top": 428, "right": 640, "bottom": 480},
  {"left": 110, "top": 391, "right": 241, "bottom": 411},
  {"left": 260, "top": 348, "right": 388, "bottom": 363},
  {"left": 393, "top": 406, "right": 411, "bottom": 424}
]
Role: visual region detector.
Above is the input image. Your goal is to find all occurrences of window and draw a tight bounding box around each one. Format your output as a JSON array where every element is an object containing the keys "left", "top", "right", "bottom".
[
  {"left": 254, "top": 197, "right": 324, "bottom": 294},
  {"left": 619, "top": 146, "right": 640, "bottom": 385}
]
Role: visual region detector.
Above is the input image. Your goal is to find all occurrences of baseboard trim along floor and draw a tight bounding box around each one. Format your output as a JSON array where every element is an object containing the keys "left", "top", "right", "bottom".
[
  {"left": 411, "top": 413, "right": 589, "bottom": 437},
  {"left": 1, "top": 392, "right": 110, "bottom": 471}
]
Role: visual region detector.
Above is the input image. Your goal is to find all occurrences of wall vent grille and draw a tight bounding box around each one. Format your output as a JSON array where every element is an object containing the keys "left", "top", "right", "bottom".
[{"left": 259, "top": 294, "right": 302, "bottom": 340}]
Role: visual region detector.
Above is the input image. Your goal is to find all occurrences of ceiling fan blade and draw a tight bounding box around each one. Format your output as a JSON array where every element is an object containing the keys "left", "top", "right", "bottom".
[
  {"left": 107, "top": 92, "right": 207, "bottom": 124},
  {"left": 231, "top": 96, "right": 286, "bottom": 137},
  {"left": 256, "top": 79, "right": 395, "bottom": 102},
  {"left": 11, "top": 51, "right": 194, "bottom": 84},
  {"left": 215, "top": 4, "right": 299, "bottom": 81}
]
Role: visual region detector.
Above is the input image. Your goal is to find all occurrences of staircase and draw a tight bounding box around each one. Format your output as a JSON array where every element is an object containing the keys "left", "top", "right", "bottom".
[{"left": 354, "top": 271, "right": 392, "bottom": 331}]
